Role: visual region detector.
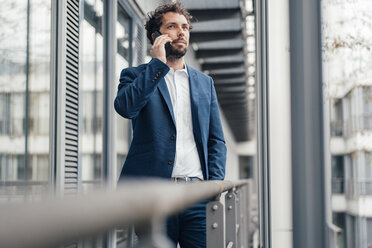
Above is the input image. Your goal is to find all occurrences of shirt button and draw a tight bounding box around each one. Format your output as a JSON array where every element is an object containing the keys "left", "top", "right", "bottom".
[
  {"left": 168, "top": 160, "right": 173, "bottom": 165},
  {"left": 171, "top": 135, "right": 176, "bottom": 140}
]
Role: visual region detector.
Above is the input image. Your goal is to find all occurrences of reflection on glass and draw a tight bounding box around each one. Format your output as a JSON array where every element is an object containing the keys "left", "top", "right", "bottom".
[
  {"left": 79, "top": 0, "right": 104, "bottom": 193},
  {"left": 115, "top": 5, "right": 130, "bottom": 181},
  {"left": 79, "top": 2, "right": 105, "bottom": 245},
  {"left": 0, "top": 0, "right": 51, "bottom": 202},
  {"left": 322, "top": 0, "right": 372, "bottom": 246},
  {"left": 115, "top": 5, "right": 131, "bottom": 247}
]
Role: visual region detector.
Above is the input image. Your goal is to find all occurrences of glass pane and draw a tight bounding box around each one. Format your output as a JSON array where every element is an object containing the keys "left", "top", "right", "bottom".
[
  {"left": 322, "top": 0, "right": 372, "bottom": 246},
  {"left": 79, "top": 0, "right": 104, "bottom": 193},
  {"left": 115, "top": 4, "right": 131, "bottom": 182},
  {"left": 115, "top": 4, "right": 131, "bottom": 247},
  {"left": 0, "top": 0, "right": 51, "bottom": 203},
  {"left": 80, "top": 1, "right": 105, "bottom": 247}
]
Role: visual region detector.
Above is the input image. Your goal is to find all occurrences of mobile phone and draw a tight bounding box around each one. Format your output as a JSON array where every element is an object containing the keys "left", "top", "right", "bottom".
[{"left": 154, "top": 31, "right": 171, "bottom": 57}]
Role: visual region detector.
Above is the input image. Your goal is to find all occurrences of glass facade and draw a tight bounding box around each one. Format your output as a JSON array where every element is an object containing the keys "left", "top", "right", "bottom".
[
  {"left": 79, "top": 0, "right": 104, "bottom": 192},
  {"left": 0, "top": 0, "right": 146, "bottom": 245},
  {"left": 0, "top": 0, "right": 51, "bottom": 202},
  {"left": 115, "top": 4, "right": 131, "bottom": 179},
  {"left": 0, "top": 0, "right": 139, "bottom": 201}
]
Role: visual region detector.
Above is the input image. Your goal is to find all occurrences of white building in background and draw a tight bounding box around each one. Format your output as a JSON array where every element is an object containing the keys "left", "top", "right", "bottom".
[{"left": 323, "top": 0, "right": 372, "bottom": 247}]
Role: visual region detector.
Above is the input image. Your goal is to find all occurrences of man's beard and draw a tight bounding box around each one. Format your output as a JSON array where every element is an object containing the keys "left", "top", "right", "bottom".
[{"left": 167, "top": 45, "right": 187, "bottom": 59}]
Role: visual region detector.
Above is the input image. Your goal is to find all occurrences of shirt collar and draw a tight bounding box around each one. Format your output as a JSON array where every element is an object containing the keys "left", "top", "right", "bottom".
[{"left": 168, "top": 63, "right": 189, "bottom": 76}]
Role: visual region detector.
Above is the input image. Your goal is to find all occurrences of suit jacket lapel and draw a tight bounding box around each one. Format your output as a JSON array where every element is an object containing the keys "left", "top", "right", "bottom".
[
  {"left": 158, "top": 78, "right": 176, "bottom": 127},
  {"left": 188, "top": 67, "right": 201, "bottom": 142},
  {"left": 188, "top": 66, "right": 207, "bottom": 179}
]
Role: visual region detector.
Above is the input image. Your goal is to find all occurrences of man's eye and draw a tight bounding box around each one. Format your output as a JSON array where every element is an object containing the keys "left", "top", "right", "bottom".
[{"left": 168, "top": 25, "right": 175, "bottom": 29}]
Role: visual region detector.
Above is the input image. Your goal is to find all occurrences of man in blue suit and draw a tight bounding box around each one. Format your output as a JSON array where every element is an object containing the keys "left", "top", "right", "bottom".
[{"left": 114, "top": 2, "right": 226, "bottom": 247}]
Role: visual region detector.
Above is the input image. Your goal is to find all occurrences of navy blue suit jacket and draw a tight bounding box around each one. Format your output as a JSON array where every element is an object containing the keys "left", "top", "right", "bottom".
[{"left": 114, "top": 58, "right": 226, "bottom": 180}]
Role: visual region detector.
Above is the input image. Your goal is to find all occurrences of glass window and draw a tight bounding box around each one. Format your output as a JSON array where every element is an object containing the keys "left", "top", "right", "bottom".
[
  {"left": 34, "top": 155, "right": 49, "bottom": 181},
  {"left": 29, "top": 92, "right": 49, "bottom": 135},
  {"left": 15, "top": 155, "right": 26, "bottom": 180},
  {"left": 331, "top": 99, "right": 343, "bottom": 136},
  {"left": 367, "top": 218, "right": 372, "bottom": 248},
  {"left": 79, "top": 0, "right": 104, "bottom": 193},
  {"left": 115, "top": 4, "right": 131, "bottom": 181},
  {"left": 79, "top": 2, "right": 104, "bottom": 246},
  {"left": 364, "top": 152, "right": 372, "bottom": 195},
  {"left": 0, "top": 94, "right": 8, "bottom": 134},
  {"left": 0, "top": 0, "right": 51, "bottom": 202},
  {"left": 115, "top": 5, "right": 137, "bottom": 247},
  {"left": 362, "top": 86, "right": 372, "bottom": 131},
  {"left": 332, "top": 213, "right": 346, "bottom": 248},
  {"left": 239, "top": 155, "right": 254, "bottom": 179},
  {"left": 10, "top": 93, "right": 25, "bottom": 136},
  {"left": 332, "top": 155, "right": 344, "bottom": 194}
]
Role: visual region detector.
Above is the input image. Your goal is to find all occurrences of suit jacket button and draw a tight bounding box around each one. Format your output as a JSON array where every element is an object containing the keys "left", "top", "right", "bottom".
[
  {"left": 168, "top": 160, "right": 173, "bottom": 165},
  {"left": 171, "top": 135, "right": 176, "bottom": 140}
]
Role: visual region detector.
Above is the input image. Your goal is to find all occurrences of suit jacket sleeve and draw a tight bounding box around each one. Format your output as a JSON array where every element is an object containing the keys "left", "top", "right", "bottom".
[
  {"left": 114, "top": 58, "right": 170, "bottom": 119},
  {"left": 207, "top": 77, "right": 227, "bottom": 180}
]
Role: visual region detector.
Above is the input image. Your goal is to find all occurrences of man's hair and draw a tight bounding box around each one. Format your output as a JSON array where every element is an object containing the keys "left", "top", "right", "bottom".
[{"left": 145, "top": 2, "right": 193, "bottom": 44}]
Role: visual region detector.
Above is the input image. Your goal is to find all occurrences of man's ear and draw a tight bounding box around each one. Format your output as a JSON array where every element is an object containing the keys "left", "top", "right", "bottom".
[
  {"left": 151, "top": 33, "right": 158, "bottom": 45},
  {"left": 151, "top": 33, "right": 155, "bottom": 44}
]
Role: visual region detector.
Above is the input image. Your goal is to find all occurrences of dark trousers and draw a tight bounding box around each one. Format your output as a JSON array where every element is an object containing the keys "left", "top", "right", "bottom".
[{"left": 166, "top": 201, "right": 207, "bottom": 248}]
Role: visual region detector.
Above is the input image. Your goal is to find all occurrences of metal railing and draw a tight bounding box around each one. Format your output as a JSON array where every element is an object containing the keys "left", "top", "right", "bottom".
[
  {"left": 0, "top": 179, "right": 252, "bottom": 248},
  {"left": 330, "top": 115, "right": 372, "bottom": 138},
  {"left": 342, "top": 179, "right": 372, "bottom": 198},
  {"left": 337, "top": 115, "right": 372, "bottom": 137}
]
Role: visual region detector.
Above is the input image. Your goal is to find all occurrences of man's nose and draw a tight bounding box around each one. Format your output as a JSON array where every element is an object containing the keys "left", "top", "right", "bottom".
[{"left": 177, "top": 28, "right": 185, "bottom": 37}]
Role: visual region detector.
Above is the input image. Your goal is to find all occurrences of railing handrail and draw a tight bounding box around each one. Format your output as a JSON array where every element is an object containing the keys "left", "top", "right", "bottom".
[{"left": 0, "top": 179, "right": 250, "bottom": 248}]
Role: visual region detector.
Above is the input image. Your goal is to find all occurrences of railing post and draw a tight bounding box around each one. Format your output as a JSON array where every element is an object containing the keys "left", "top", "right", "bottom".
[
  {"left": 225, "top": 189, "right": 238, "bottom": 248},
  {"left": 236, "top": 188, "right": 242, "bottom": 247},
  {"left": 235, "top": 184, "right": 250, "bottom": 248},
  {"left": 207, "top": 196, "right": 225, "bottom": 248},
  {"left": 241, "top": 184, "right": 250, "bottom": 247}
]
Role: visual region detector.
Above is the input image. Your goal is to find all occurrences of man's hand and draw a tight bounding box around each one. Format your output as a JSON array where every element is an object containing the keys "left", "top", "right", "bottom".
[{"left": 150, "top": 34, "right": 172, "bottom": 63}]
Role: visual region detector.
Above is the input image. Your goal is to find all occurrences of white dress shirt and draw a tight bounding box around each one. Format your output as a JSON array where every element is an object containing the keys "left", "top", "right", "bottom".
[{"left": 164, "top": 65, "right": 204, "bottom": 180}]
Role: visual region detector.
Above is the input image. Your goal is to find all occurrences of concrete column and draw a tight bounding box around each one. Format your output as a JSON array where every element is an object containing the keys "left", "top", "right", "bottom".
[{"left": 267, "top": 0, "right": 293, "bottom": 247}]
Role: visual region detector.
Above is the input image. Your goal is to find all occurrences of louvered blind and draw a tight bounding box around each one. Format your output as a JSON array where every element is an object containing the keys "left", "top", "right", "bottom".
[
  {"left": 135, "top": 23, "right": 144, "bottom": 65},
  {"left": 64, "top": 0, "right": 80, "bottom": 194}
]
